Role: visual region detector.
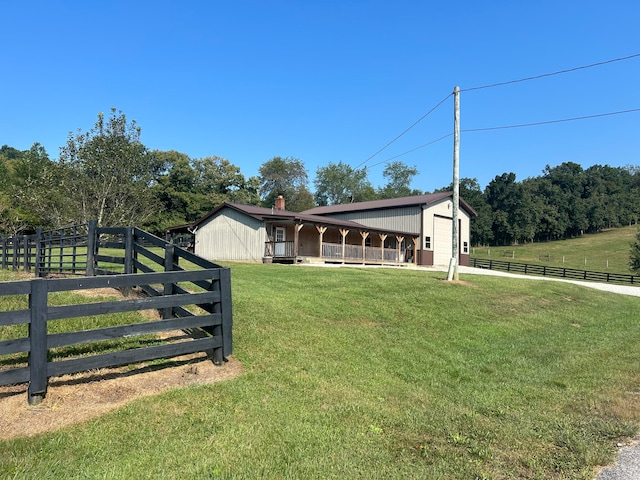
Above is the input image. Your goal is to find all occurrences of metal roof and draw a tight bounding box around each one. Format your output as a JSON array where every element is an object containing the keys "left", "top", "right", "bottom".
[{"left": 302, "top": 191, "right": 478, "bottom": 217}]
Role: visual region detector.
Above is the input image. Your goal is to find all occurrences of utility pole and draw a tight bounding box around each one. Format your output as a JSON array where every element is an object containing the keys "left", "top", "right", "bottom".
[{"left": 447, "top": 86, "right": 460, "bottom": 281}]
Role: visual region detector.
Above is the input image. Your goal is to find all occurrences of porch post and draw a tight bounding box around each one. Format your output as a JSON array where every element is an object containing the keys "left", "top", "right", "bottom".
[
  {"left": 339, "top": 229, "right": 349, "bottom": 263},
  {"left": 412, "top": 237, "right": 419, "bottom": 265},
  {"left": 360, "top": 231, "right": 369, "bottom": 265},
  {"left": 316, "top": 226, "right": 327, "bottom": 258},
  {"left": 294, "top": 223, "right": 303, "bottom": 259},
  {"left": 379, "top": 234, "right": 387, "bottom": 264},
  {"left": 396, "top": 236, "right": 404, "bottom": 264}
]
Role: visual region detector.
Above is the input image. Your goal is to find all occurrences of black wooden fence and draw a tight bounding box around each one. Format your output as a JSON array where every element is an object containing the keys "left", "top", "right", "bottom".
[
  {"left": 470, "top": 257, "right": 640, "bottom": 286},
  {"left": 0, "top": 221, "right": 232, "bottom": 405}
]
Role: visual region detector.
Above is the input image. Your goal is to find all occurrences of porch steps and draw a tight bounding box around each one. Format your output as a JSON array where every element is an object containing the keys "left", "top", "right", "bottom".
[{"left": 298, "top": 256, "right": 325, "bottom": 264}]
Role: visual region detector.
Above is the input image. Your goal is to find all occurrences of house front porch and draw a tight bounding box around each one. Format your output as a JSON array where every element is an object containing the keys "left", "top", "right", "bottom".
[{"left": 263, "top": 222, "right": 418, "bottom": 266}]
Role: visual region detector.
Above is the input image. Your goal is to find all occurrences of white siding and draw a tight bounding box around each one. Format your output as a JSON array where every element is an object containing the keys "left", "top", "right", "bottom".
[{"left": 195, "top": 208, "right": 266, "bottom": 261}]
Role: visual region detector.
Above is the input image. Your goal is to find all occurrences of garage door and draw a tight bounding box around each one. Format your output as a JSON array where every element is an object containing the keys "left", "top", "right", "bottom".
[{"left": 433, "top": 216, "right": 453, "bottom": 266}]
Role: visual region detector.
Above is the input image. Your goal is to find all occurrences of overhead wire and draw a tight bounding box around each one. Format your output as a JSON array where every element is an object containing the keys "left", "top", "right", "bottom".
[
  {"left": 365, "top": 133, "right": 453, "bottom": 169},
  {"left": 461, "top": 52, "right": 640, "bottom": 92},
  {"left": 354, "top": 92, "right": 452, "bottom": 169},
  {"left": 354, "top": 53, "right": 640, "bottom": 171},
  {"left": 462, "top": 108, "right": 640, "bottom": 133}
]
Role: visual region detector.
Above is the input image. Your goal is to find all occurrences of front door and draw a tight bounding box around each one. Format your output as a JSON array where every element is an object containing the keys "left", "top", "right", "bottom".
[{"left": 275, "top": 227, "right": 286, "bottom": 256}]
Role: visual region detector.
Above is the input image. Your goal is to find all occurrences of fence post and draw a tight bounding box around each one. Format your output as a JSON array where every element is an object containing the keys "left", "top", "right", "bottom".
[
  {"left": 71, "top": 226, "right": 78, "bottom": 274},
  {"left": 28, "top": 278, "right": 48, "bottom": 405},
  {"left": 219, "top": 267, "right": 233, "bottom": 361},
  {"left": 23, "top": 235, "right": 30, "bottom": 272},
  {"left": 1, "top": 237, "right": 5, "bottom": 270},
  {"left": 34, "top": 228, "right": 43, "bottom": 277},
  {"left": 12, "top": 237, "right": 18, "bottom": 271},
  {"left": 86, "top": 220, "right": 97, "bottom": 276},
  {"left": 163, "top": 244, "right": 175, "bottom": 319},
  {"left": 124, "top": 226, "right": 134, "bottom": 275}
]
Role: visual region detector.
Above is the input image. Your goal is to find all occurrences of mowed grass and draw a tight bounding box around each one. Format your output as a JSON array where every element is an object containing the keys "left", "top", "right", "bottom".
[
  {"left": 472, "top": 225, "right": 639, "bottom": 274},
  {"left": 1, "top": 264, "right": 640, "bottom": 479}
]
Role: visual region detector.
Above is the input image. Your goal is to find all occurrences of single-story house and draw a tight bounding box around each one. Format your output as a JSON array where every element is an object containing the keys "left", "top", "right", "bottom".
[{"left": 167, "top": 191, "right": 476, "bottom": 267}]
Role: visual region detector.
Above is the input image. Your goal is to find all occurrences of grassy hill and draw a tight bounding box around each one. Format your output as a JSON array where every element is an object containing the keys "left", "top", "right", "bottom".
[
  {"left": 472, "top": 225, "right": 639, "bottom": 274},
  {"left": 1, "top": 264, "right": 640, "bottom": 479}
]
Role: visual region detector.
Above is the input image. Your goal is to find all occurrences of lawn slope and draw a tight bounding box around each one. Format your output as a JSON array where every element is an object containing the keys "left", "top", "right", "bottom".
[
  {"left": 1, "top": 264, "right": 640, "bottom": 479},
  {"left": 472, "top": 225, "right": 639, "bottom": 275}
]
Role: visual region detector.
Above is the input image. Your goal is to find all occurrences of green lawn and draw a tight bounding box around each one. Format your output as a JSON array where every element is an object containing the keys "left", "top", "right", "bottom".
[
  {"left": 1, "top": 263, "right": 640, "bottom": 479},
  {"left": 472, "top": 225, "right": 639, "bottom": 274}
]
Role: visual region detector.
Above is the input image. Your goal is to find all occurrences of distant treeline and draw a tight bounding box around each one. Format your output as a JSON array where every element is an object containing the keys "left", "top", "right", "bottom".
[
  {"left": 1, "top": 110, "right": 638, "bottom": 247},
  {"left": 448, "top": 162, "right": 640, "bottom": 246}
]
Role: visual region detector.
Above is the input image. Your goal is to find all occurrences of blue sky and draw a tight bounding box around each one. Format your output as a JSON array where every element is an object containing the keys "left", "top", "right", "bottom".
[{"left": 1, "top": 1, "right": 638, "bottom": 194}]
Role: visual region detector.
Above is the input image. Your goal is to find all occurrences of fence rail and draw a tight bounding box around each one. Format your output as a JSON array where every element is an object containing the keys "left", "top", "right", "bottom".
[
  {"left": 0, "top": 221, "right": 233, "bottom": 405},
  {"left": 470, "top": 257, "right": 639, "bottom": 286}
]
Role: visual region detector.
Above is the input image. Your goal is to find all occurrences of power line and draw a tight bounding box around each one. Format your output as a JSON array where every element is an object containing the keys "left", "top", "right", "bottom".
[
  {"left": 354, "top": 92, "right": 452, "bottom": 169},
  {"left": 366, "top": 133, "right": 453, "bottom": 169},
  {"left": 461, "top": 53, "right": 640, "bottom": 92},
  {"left": 462, "top": 107, "right": 640, "bottom": 133}
]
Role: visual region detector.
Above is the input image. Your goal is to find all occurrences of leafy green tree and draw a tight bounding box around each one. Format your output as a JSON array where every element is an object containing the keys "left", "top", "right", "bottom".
[
  {"left": 377, "top": 161, "right": 421, "bottom": 199},
  {"left": 59, "top": 108, "right": 160, "bottom": 227},
  {"left": 147, "top": 150, "right": 200, "bottom": 231},
  {"left": 0, "top": 143, "right": 66, "bottom": 233},
  {"left": 12, "top": 143, "right": 60, "bottom": 228},
  {"left": 526, "top": 177, "right": 566, "bottom": 241},
  {"left": 630, "top": 227, "right": 640, "bottom": 273},
  {"left": 148, "top": 151, "right": 260, "bottom": 232},
  {"left": 258, "top": 156, "right": 314, "bottom": 211},
  {"left": 543, "top": 162, "right": 588, "bottom": 236},
  {"left": 485, "top": 172, "right": 536, "bottom": 245},
  {"left": 314, "top": 161, "right": 375, "bottom": 206},
  {"left": 194, "top": 156, "right": 260, "bottom": 207}
]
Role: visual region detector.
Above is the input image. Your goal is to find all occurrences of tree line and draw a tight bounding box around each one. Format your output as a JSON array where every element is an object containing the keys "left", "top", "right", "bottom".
[{"left": 1, "top": 108, "right": 639, "bottom": 259}]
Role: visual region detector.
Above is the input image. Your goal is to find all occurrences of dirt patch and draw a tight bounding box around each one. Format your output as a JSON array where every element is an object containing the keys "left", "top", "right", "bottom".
[
  {"left": 0, "top": 285, "right": 242, "bottom": 440},
  {"left": 438, "top": 278, "right": 477, "bottom": 287},
  {"left": 0, "top": 353, "right": 242, "bottom": 440}
]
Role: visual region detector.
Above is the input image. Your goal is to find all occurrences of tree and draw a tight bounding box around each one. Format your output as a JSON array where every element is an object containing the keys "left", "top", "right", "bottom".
[
  {"left": 258, "top": 156, "right": 314, "bottom": 211},
  {"left": 1, "top": 143, "right": 66, "bottom": 233},
  {"left": 314, "top": 161, "right": 375, "bottom": 206},
  {"left": 59, "top": 108, "right": 160, "bottom": 226},
  {"left": 147, "top": 151, "right": 260, "bottom": 233},
  {"left": 543, "top": 162, "right": 588, "bottom": 236},
  {"left": 485, "top": 172, "right": 536, "bottom": 245},
  {"left": 630, "top": 227, "right": 640, "bottom": 273},
  {"left": 193, "top": 156, "right": 260, "bottom": 207},
  {"left": 377, "top": 161, "right": 421, "bottom": 199}
]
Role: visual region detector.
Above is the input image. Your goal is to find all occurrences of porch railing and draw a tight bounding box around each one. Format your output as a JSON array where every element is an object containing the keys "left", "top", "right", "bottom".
[
  {"left": 264, "top": 241, "right": 295, "bottom": 258},
  {"left": 264, "top": 240, "right": 403, "bottom": 263},
  {"left": 321, "top": 242, "right": 400, "bottom": 263}
]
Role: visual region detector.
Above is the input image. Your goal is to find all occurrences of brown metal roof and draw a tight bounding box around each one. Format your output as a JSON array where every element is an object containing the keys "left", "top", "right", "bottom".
[{"left": 302, "top": 191, "right": 477, "bottom": 217}]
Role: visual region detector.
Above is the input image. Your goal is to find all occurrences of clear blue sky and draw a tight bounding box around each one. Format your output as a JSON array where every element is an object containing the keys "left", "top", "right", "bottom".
[{"left": 1, "top": 0, "right": 638, "bottom": 194}]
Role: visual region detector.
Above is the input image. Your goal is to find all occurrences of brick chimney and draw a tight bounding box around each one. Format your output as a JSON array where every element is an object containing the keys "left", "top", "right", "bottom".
[{"left": 275, "top": 195, "right": 285, "bottom": 211}]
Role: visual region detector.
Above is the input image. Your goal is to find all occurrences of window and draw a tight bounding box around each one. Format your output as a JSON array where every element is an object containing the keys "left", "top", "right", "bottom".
[
  {"left": 425, "top": 236, "right": 431, "bottom": 249},
  {"left": 463, "top": 241, "right": 468, "bottom": 253}
]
